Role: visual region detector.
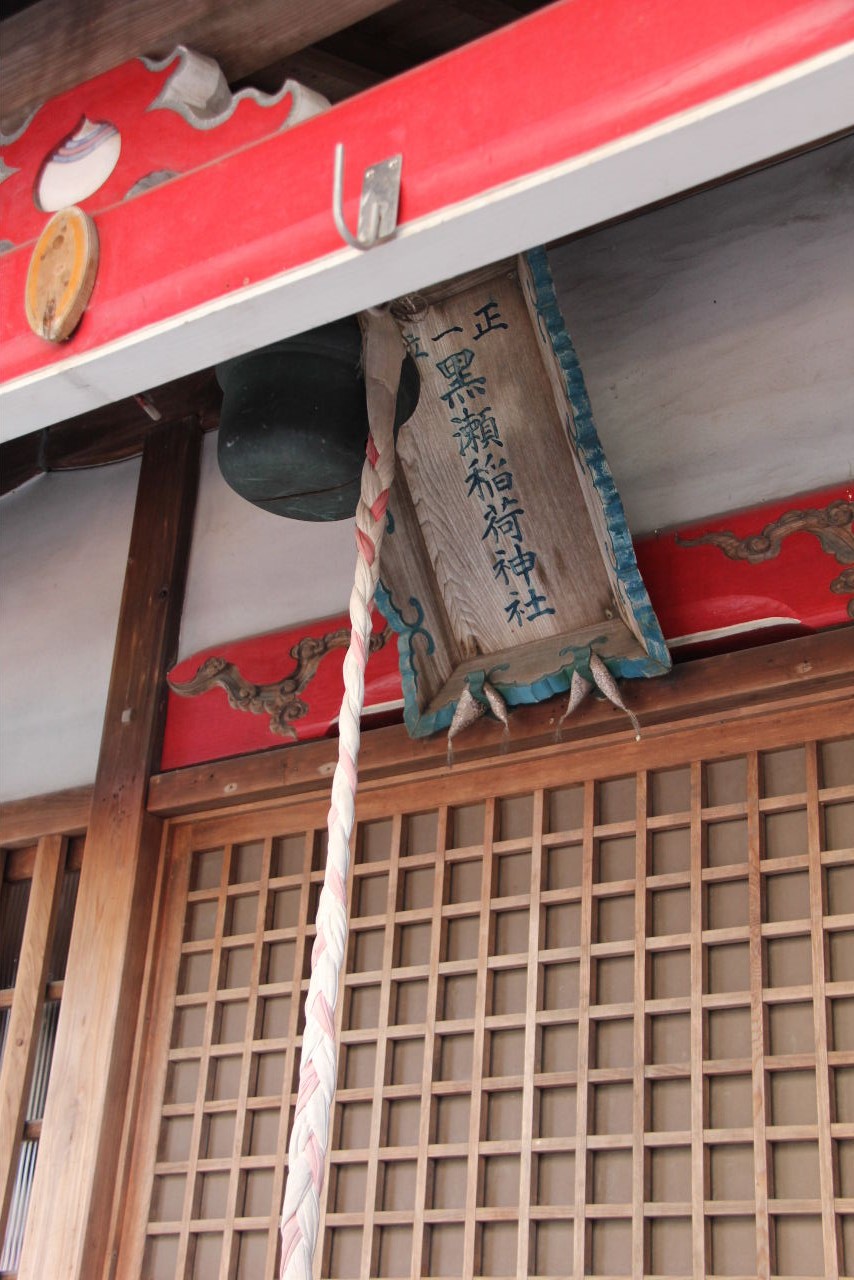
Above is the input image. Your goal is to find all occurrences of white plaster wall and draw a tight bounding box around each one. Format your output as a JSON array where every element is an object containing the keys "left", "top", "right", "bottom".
[
  {"left": 176, "top": 432, "right": 357, "bottom": 662},
  {"left": 0, "top": 460, "right": 139, "bottom": 802},
  {"left": 549, "top": 136, "right": 854, "bottom": 533}
]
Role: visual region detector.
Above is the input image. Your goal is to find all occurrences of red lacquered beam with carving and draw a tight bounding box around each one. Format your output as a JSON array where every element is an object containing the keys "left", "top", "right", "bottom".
[
  {"left": 161, "top": 609, "right": 401, "bottom": 770},
  {"left": 160, "top": 483, "right": 853, "bottom": 771},
  {"left": 636, "top": 482, "right": 854, "bottom": 653},
  {"left": 2, "top": 0, "right": 852, "bottom": 432}
]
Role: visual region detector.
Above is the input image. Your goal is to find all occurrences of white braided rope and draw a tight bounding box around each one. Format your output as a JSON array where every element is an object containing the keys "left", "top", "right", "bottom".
[{"left": 279, "top": 309, "right": 403, "bottom": 1279}]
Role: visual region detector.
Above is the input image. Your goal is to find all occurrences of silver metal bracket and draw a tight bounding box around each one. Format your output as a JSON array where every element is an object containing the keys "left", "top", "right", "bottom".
[{"left": 332, "top": 143, "right": 402, "bottom": 251}]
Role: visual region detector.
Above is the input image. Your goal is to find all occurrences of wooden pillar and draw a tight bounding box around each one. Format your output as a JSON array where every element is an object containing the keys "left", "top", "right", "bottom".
[
  {"left": 18, "top": 418, "right": 201, "bottom": 1280},
  {"left": 0, "top": 833, "right": 65, "bottom": 1236}
]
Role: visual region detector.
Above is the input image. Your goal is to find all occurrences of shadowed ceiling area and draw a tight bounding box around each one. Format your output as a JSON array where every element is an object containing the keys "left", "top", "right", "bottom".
[{"left": 0, "top": 0, "right": 550, "bottom": 127}]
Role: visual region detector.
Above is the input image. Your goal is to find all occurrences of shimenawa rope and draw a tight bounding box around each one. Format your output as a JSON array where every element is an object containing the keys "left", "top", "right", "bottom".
[{"left": 279, "top": 308, "right": 403, "bottom": 1278}]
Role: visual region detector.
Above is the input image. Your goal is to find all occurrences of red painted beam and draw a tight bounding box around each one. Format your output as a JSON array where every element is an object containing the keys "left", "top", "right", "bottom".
[
  {"left": 1, "top": 0, "right": 852, "bottom": 425},
  {"left": 160, "top": 483, "right": 853, "bottom": 770}
]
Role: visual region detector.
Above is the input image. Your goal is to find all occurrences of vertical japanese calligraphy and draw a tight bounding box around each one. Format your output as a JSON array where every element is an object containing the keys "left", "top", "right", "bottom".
[
  {"left": 379, "top": 252, "right": 670, "bottom": 738},
  {"left": 431, "top": 298, "right": 555, "bottom": 629}
]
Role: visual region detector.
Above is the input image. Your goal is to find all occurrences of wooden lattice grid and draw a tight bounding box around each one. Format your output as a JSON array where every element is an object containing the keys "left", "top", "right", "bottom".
[{"left": 138, "top": 735, "right": 854, "bottom": 1279}]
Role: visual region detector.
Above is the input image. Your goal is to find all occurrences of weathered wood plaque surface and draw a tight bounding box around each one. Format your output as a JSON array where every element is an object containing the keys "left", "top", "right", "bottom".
[{"left": 378, "top": 249, "right": 670, "bottom": 736}]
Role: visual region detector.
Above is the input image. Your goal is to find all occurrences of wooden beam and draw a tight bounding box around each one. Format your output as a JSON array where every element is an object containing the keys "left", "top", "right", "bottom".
[
  {"left": 0, "top": 369, "right": 219, "bottom": 498},
  {"left": 806, "top": 740, "right": 842, "bottom": 1274},
  {"left": 0, "top": 785, "right": 92, "bottom": 848},
  {"left": 571, "top": 781, "right": 595, "bottom": 1279},
  {"left": 2, "top": 837, "right": 84, "bottom": 885},
  {"left": 0, "top": 834, "right": 65, "bottom": 1240},
  {"left": 147, "top": 627, "right": 854, "bottom": 817},
  {"left": 43, "top": 369, "right": 220, "bottom": 471},
  {"left": 746, "top": 753, "right": 771, "bottom": 1276},
  {"left": 315, "top": 26, "right": 421, "bottom": 78},
  {"left": 17, "top": 417, "right": 201, "bottom": 1280},
  {"left": 0, "top": 429, "right": 43, "bottom": 499},
  {"left": 244, "top": 45, "right": 383, "bottom": 102},
  {"left": 631, "top": 772, "right": 649, "bottom": 1278},
  {"left": 0, "top": 0, "right": 402, "bottom": 123},
  {"left": 3, "top": 0, "right": 852, "bottom": 434}
]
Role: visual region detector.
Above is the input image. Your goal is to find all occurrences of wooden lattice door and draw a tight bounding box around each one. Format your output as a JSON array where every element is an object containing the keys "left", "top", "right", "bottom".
[{"left": 120, "top": 724, "right": 854, "bottom": 1279}]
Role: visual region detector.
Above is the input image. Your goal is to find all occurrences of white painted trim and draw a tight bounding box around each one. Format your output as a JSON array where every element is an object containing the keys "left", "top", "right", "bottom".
[
  {"left": 667, "top": 618, "right": 801, "bottom": 648},
  {"left": 331, "top": 697, "right": 406, "bottom": 726},
  {"left": 2, "top": 42, "right": 853, "bottom": 437}
]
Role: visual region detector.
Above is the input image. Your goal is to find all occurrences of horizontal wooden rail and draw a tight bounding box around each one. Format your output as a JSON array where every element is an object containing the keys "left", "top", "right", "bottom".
[
  {"left": 0, "top": 785, "right": 92, "bottom": 849},
  {"left": 147, "top": 628, "right": 854, "bottom": 817},
  {"left": 4, "top": 630, "right": 850, "bottom": 842}
]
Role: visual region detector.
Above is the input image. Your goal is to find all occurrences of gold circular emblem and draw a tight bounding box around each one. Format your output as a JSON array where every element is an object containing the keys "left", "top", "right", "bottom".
[{"left": 25, "top": 206, "right": 99, "bottom": 342}]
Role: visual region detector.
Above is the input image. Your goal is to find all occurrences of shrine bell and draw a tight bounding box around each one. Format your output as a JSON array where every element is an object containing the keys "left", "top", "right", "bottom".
[{"left": 216, "top": 317, "right": 419, "bottom": 521}]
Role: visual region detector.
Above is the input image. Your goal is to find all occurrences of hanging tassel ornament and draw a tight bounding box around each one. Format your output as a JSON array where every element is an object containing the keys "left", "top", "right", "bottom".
[
  {"left": 446, "top": 678, "right": 510, "bottom": 764},
  {"left": 482, "top": 678, "right": 509, "bottom": 736},
  {"left": 558, "top": 667, "right": 593, "bottom": 732},
  {"left": 558, "top": 655, "right": 642, "bottom": 741},
  {"left": 447, "top": 687, "right": 486, "bottom": 765},
  {"left": 589, "top": 652, "right": 642, "bottom": 740}
]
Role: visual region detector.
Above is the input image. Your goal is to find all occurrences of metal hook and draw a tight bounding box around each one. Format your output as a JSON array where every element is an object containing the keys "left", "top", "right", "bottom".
[{"left": 332, "top": 142, "right": 402, "bottom": 251}]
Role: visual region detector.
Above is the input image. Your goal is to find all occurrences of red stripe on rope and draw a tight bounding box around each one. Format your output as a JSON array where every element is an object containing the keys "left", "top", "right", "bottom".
[
  {"left": 307, "top": 1132, "right": 326, "bottom": 1192},
  {"left": 355, "top": 526, "right": 375, "bottom": 566},
  {"left": 281, "top": 1218, "right": 303, "bottom": 1267},
  {"left": 328, "top": 863, "right": 347, "bottom": 906},
  {"left": 315, "top": 991, "right": 336, "bottom": 1040},
  {"left": 295, "top": 1060, "right": 321, "bottom": 1115},
  {"left": 370, "top": 488, "right": 389, "bottom": 523}
]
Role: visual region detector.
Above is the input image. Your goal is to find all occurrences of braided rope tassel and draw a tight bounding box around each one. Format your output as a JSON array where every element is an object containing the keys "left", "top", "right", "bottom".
[{"left": 279, "top": 309, "right": 403, "bottom": 1279}]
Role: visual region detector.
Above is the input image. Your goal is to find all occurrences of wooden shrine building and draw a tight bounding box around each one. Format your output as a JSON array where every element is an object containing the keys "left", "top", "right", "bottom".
[{"left": 0, "top": 3, "right": 853, "bottom": 1279}]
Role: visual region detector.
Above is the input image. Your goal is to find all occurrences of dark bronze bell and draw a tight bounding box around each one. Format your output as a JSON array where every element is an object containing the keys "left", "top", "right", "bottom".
[{"left": 216, "top": 317, "right": 420, "bottom": 521}]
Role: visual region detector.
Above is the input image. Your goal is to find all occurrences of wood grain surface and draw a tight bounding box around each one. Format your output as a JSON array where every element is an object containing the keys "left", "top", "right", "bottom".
[
  {"left": 117, "top": 679, "right": 854, "bottom": 1277},
  {"left": 16, "top": 418, "right": 201, "bottom": 1280},
  {"left": 392, "top": 265, "right": 612, "bottom": 664},
  {"left": 0, "top": 785, "right": 92, "bottom": 848},
  {"left": 24, "top": 208, "right": 98, "bottom": 343},
  {"left": 0, "top": 0, "right": 401, "bottom": 123}
]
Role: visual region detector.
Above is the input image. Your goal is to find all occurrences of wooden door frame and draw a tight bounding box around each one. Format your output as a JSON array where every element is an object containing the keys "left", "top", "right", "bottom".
[
  {"left": 109, "top": 634, "right": 852, "bottom": 1276},
  {"left": 2, "top": 628, "right": 851, "bottom": 1279}
]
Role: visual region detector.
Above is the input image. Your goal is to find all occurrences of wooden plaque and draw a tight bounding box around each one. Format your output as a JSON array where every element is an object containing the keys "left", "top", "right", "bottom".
[{"left": 378, "top": 249, "right": 670, "bottom": 736}]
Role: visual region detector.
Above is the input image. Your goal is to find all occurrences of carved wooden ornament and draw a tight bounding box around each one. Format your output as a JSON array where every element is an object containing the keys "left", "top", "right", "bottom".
[{"left": 25, "top": 206, "right": 99, "bottom": 342}]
